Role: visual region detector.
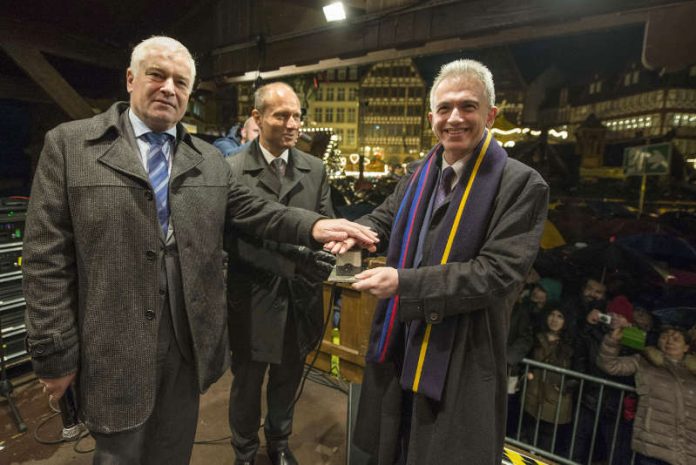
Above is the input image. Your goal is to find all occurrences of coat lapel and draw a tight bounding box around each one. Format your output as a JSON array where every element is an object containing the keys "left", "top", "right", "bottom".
[
  {"left": 244, "top": 141, "right": 281, "bottom": 197},
  {"left": 96, "top": 107, "right": 149, "bottom": 184},
  {"left": 170, "top": 137, "right": 204, "bottom": 184},
  {"left": 279, "top": 147, "right": 309, "bottom": 201}
]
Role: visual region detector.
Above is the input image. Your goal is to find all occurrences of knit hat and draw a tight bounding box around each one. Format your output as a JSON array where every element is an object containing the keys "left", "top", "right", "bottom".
[
  {"left": 538, "top": 278, "right": 562, "bottom": 305},
  {"left": 607, "top": 295, "right": 634, "bottom": 323}
]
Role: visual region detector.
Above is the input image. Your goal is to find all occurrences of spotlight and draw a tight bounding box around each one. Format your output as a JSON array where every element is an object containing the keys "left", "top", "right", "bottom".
[{"left": 323, "top": 2, "right": 346, "bottom": 22}]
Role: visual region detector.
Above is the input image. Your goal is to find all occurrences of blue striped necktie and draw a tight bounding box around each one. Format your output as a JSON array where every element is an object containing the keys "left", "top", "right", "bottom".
[{"left": 143, "top": 132, "right": 172, "bottom": 235}]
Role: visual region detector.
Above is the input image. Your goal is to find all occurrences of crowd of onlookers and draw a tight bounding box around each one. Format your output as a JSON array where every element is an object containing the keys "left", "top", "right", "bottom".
[{"left": 506, "top": 273, "right": 696, "bottom": 465}]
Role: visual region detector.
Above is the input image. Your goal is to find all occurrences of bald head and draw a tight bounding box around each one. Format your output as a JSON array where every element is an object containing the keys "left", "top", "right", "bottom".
[
  {"left": 252, "top": 82, "right": 302, "bottom": 156},
  {"left": 241, "top": 117, "right": 260, "bottom": 144}
]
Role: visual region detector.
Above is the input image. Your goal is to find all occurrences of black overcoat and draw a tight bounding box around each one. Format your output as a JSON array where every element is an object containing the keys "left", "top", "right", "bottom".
[
  {"left": 225, "top": 140, "right": 334, "bottom": 362},
  {"left": 353, "top": 156, "right": 549, "bottom": 465}
]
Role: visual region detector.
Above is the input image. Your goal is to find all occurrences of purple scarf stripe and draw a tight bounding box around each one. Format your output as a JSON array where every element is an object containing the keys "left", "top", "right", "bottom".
[{"left": 366, "top": 132, "right": 508, "bottom": 401}]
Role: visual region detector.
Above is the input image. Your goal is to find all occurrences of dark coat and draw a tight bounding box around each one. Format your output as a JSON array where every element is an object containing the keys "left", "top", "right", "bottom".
[
  {"left": 22, "top": 103, "right": 321, "bottom": 433},
  {"left": 225, "top": 140, "right": 334, "bottom": 362},
  {"left": 353, "top": 156, "right": 549, "bottom": 465},
  {"left": 524, "top": 333, "right": 575, "bottom": 424}
]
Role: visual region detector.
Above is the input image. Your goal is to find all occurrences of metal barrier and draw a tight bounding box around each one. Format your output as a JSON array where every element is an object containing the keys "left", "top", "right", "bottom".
[{"left": 506, "top": 358, "right": 637, "bottom": 465}]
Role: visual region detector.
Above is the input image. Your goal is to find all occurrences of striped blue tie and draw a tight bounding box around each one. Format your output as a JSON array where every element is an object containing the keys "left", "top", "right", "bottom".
[{"left": 143, "top": 132, "right": 172, "bottom": 236}]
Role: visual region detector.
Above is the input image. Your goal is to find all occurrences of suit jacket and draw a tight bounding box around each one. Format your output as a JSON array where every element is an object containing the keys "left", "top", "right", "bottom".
[
  {"left": 22, "top": 103, "right": 322, "bottom": 433},
  {"left": 353, "top": 155, "right": 549, "bottom": 465},
  {"left": 225, "top": 139, "right": 334, "bottom": 363}
]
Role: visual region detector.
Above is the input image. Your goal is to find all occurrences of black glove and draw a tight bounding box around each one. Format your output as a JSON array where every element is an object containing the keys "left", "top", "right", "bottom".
[{"left": 275, "top": 244, "right": 336, "bottom": 283}]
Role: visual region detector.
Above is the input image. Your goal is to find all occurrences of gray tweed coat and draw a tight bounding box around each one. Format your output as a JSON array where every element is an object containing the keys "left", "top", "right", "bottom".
[{"left": 22, "top": 103, "right": 321, "bottom": 433}]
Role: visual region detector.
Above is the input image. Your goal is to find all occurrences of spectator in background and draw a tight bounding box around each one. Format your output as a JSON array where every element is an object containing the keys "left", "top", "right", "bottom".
[
  {"left": 523, "top": 306, "right": 575, "bottom": 457},
  {"left": 562, "top": 277, "right": 607, "bottom": 331},
  {"left": 598, "top": 326, "right": 696, "bottom": 465},
  {"left": 572, "top": 296, "right": 633, "bottom": 465},
  {"left": 214, "top": 117, "right": 260, "bottom": 157},
  {"left": 633, "top": 306, "right": 659, "bottom": 347}
]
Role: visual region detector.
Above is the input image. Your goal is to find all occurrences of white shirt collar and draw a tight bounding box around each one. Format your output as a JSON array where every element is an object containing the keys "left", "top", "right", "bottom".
[
  {"left": 258, "top": 141, "right": 289, "bottom": 166},
  {"left": 128, "top": 109, "right": 177, "bottom": 140}
]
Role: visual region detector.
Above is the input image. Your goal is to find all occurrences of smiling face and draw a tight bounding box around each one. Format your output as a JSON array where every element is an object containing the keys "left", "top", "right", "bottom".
[
  {"left": 658, "top": 328, "right": 690, "bottom": 361},
  {"left": 428, "top": 76, "right": 497, "bottom": 164},
  {"left": 127, "top": 45, "right": 193, "bottom": 132},
  {"left": 253, "top": 84, "right": 302, "bottom": 157},
  {"left": 582, "top": 279, "right": 606, "bottom": 304},
  {"left": 547, "top": 309, "right": 566, "bottom": 333}
]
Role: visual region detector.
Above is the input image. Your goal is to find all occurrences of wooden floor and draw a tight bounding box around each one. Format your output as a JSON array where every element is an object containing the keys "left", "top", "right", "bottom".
[{"left": 1, "top": 368, "right": 349, "bottom": 465}]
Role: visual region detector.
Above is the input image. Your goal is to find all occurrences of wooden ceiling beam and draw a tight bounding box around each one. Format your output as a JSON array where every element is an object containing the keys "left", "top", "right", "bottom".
[
  {"left": 0, "top": 18, "right": 125, "bottom": 70},
  {"left": 2, "top": 44, "right": 95, "bottom": 120},
  {"left": 207, "top": 0, "right": 690, "bottom": 80}
]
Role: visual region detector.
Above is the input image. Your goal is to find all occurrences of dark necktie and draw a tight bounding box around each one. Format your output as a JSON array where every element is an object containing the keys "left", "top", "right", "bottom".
[
  {"left": 271, "top": 157, "right": 286, "bottom": 180},
  {"left": 434, "top": 166, "right": 455, "bottom": 211},
  {"left": 143, "top": 132, "right": 172, "bottom": 235}
]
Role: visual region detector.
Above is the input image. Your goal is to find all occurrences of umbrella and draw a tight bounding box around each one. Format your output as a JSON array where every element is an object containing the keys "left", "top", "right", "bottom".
[
  {"left": 567, "top": 240, "right": 671, "bottom": 285},
  {"left": 616, "top": 233, "right": 696, "bottom": 270},
  {"left": 652, "top": 307, "right": 696, "bottom": 330},
  {"left": 540, "top": 219, "right": 566, "bottom": 250},
  {"left": 534, "top": 240, "right": 675, "bottom": 300}
]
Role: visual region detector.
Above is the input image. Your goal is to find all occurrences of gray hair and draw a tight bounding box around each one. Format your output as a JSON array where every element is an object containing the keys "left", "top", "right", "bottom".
[
  {"left": 254, "top": 82, "right": 298, "bottom": 113},
  {"left": 429, "top": 59, "right": 495, "bottom": 111},
  {"left": 130, "top": 36, "right": 196, "bottom": 90}
]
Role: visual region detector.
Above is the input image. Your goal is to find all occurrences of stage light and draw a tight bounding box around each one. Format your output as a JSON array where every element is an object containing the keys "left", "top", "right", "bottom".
[{"left": 323, "top": 2, "right": 346, "bottom": 22}]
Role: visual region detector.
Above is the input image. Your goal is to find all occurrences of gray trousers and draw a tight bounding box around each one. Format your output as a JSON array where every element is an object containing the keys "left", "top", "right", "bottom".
[
  {"left": 92, "top": 299, "right": 199, "bottom": 465},
  {"left": 228, "top": 313, "right": 304, "bottom": 461}
]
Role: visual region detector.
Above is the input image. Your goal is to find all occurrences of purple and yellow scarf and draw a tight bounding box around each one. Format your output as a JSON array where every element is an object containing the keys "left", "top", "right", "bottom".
[{"left": 365, "top": 130, "right": 507, "bottom": 401}]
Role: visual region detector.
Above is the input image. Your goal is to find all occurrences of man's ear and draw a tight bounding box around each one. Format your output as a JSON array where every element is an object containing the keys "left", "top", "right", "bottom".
[
  {"left": 126, "top": 69, "right": 134, "bottom": 93},
  {"left": 251, "top": 109, "right": 262, "bottom": 126},
  {"left": 427, "top": 111, "right": 433, "bottom": 127},
  {"left": 486, "top": 106, "right": 498, "bottom": 128}
]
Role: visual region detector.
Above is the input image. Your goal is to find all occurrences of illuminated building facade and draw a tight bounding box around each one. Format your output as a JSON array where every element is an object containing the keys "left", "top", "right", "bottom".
[
  {"left": 306, "top": 66, "right": 361, "bottom": 154},
  {"left": 359, "top": 58, "right": 427, "bottom": 162},
  {"left": 539, "top": 63, "right": 696, "bottom": 158}
]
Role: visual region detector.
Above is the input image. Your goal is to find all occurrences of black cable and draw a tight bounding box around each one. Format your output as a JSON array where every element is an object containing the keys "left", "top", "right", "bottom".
[
  {"left": 33, "top": 411, "right": 64, "bottom": 445},
  {"left": 33, "top": 396, "right": 92, "bottom": 451},
  {"left": 288, "top": 282, "right": 337, "bottom": 411},
  {"left": 196, "top": 283, "right": 341, "bottom": 446}
]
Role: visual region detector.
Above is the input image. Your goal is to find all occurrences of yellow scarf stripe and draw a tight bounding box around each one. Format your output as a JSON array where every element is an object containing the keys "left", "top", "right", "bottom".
[
  {"left": 412, "top": 130, "right": 493, "bottom": 393},
  {"left": 442, "top": 130, "right": 493, "bottom": 264}
]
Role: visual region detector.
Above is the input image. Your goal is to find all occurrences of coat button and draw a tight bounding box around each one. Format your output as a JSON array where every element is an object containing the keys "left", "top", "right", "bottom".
[
  {"left": 145, "top": 190, "right": 153, "bottom": 200},
  {"left": 145, "top": 250, "right": 156, "bottom": 261},
  {"left": 145, "top": 310, "right": 155, "bottom": 320},
  {"left": 428, "top": 312, "right": 439, "bottom": 322},
  {"left": 34, "top": 344, "right": 45, "bottom": 355},
  {"left": 159, "top": 288, "right": 166, "bottom": 296}
]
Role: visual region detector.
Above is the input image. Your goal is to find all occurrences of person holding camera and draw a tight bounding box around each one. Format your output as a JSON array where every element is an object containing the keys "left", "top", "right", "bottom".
[
  {"left": 598, "top": 325, "right": 696, "bottom": 465},
  {"left": 571, "top": 292, "right": 634, "bottom": 464}
]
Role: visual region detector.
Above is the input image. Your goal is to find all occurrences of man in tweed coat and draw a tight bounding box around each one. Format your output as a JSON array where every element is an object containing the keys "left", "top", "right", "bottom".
[{"left": 22, "top": 36, "right": 376, "bottom": 465}]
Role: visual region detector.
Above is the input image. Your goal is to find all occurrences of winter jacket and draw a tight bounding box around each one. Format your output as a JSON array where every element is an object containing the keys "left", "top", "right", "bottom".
[{"left": 598, "top": 335, "right": 696, "bottom": 465}]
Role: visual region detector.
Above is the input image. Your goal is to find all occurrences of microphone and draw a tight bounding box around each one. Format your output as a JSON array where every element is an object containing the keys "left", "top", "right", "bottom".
[{"left": 59, "top": 386, "right": 81, "bottom": 441}]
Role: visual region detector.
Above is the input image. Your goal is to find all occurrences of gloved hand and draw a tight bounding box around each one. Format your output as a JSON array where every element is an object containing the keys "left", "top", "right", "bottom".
[{"left": 275, "top": 244, "right": 336, "bottom": 283}]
